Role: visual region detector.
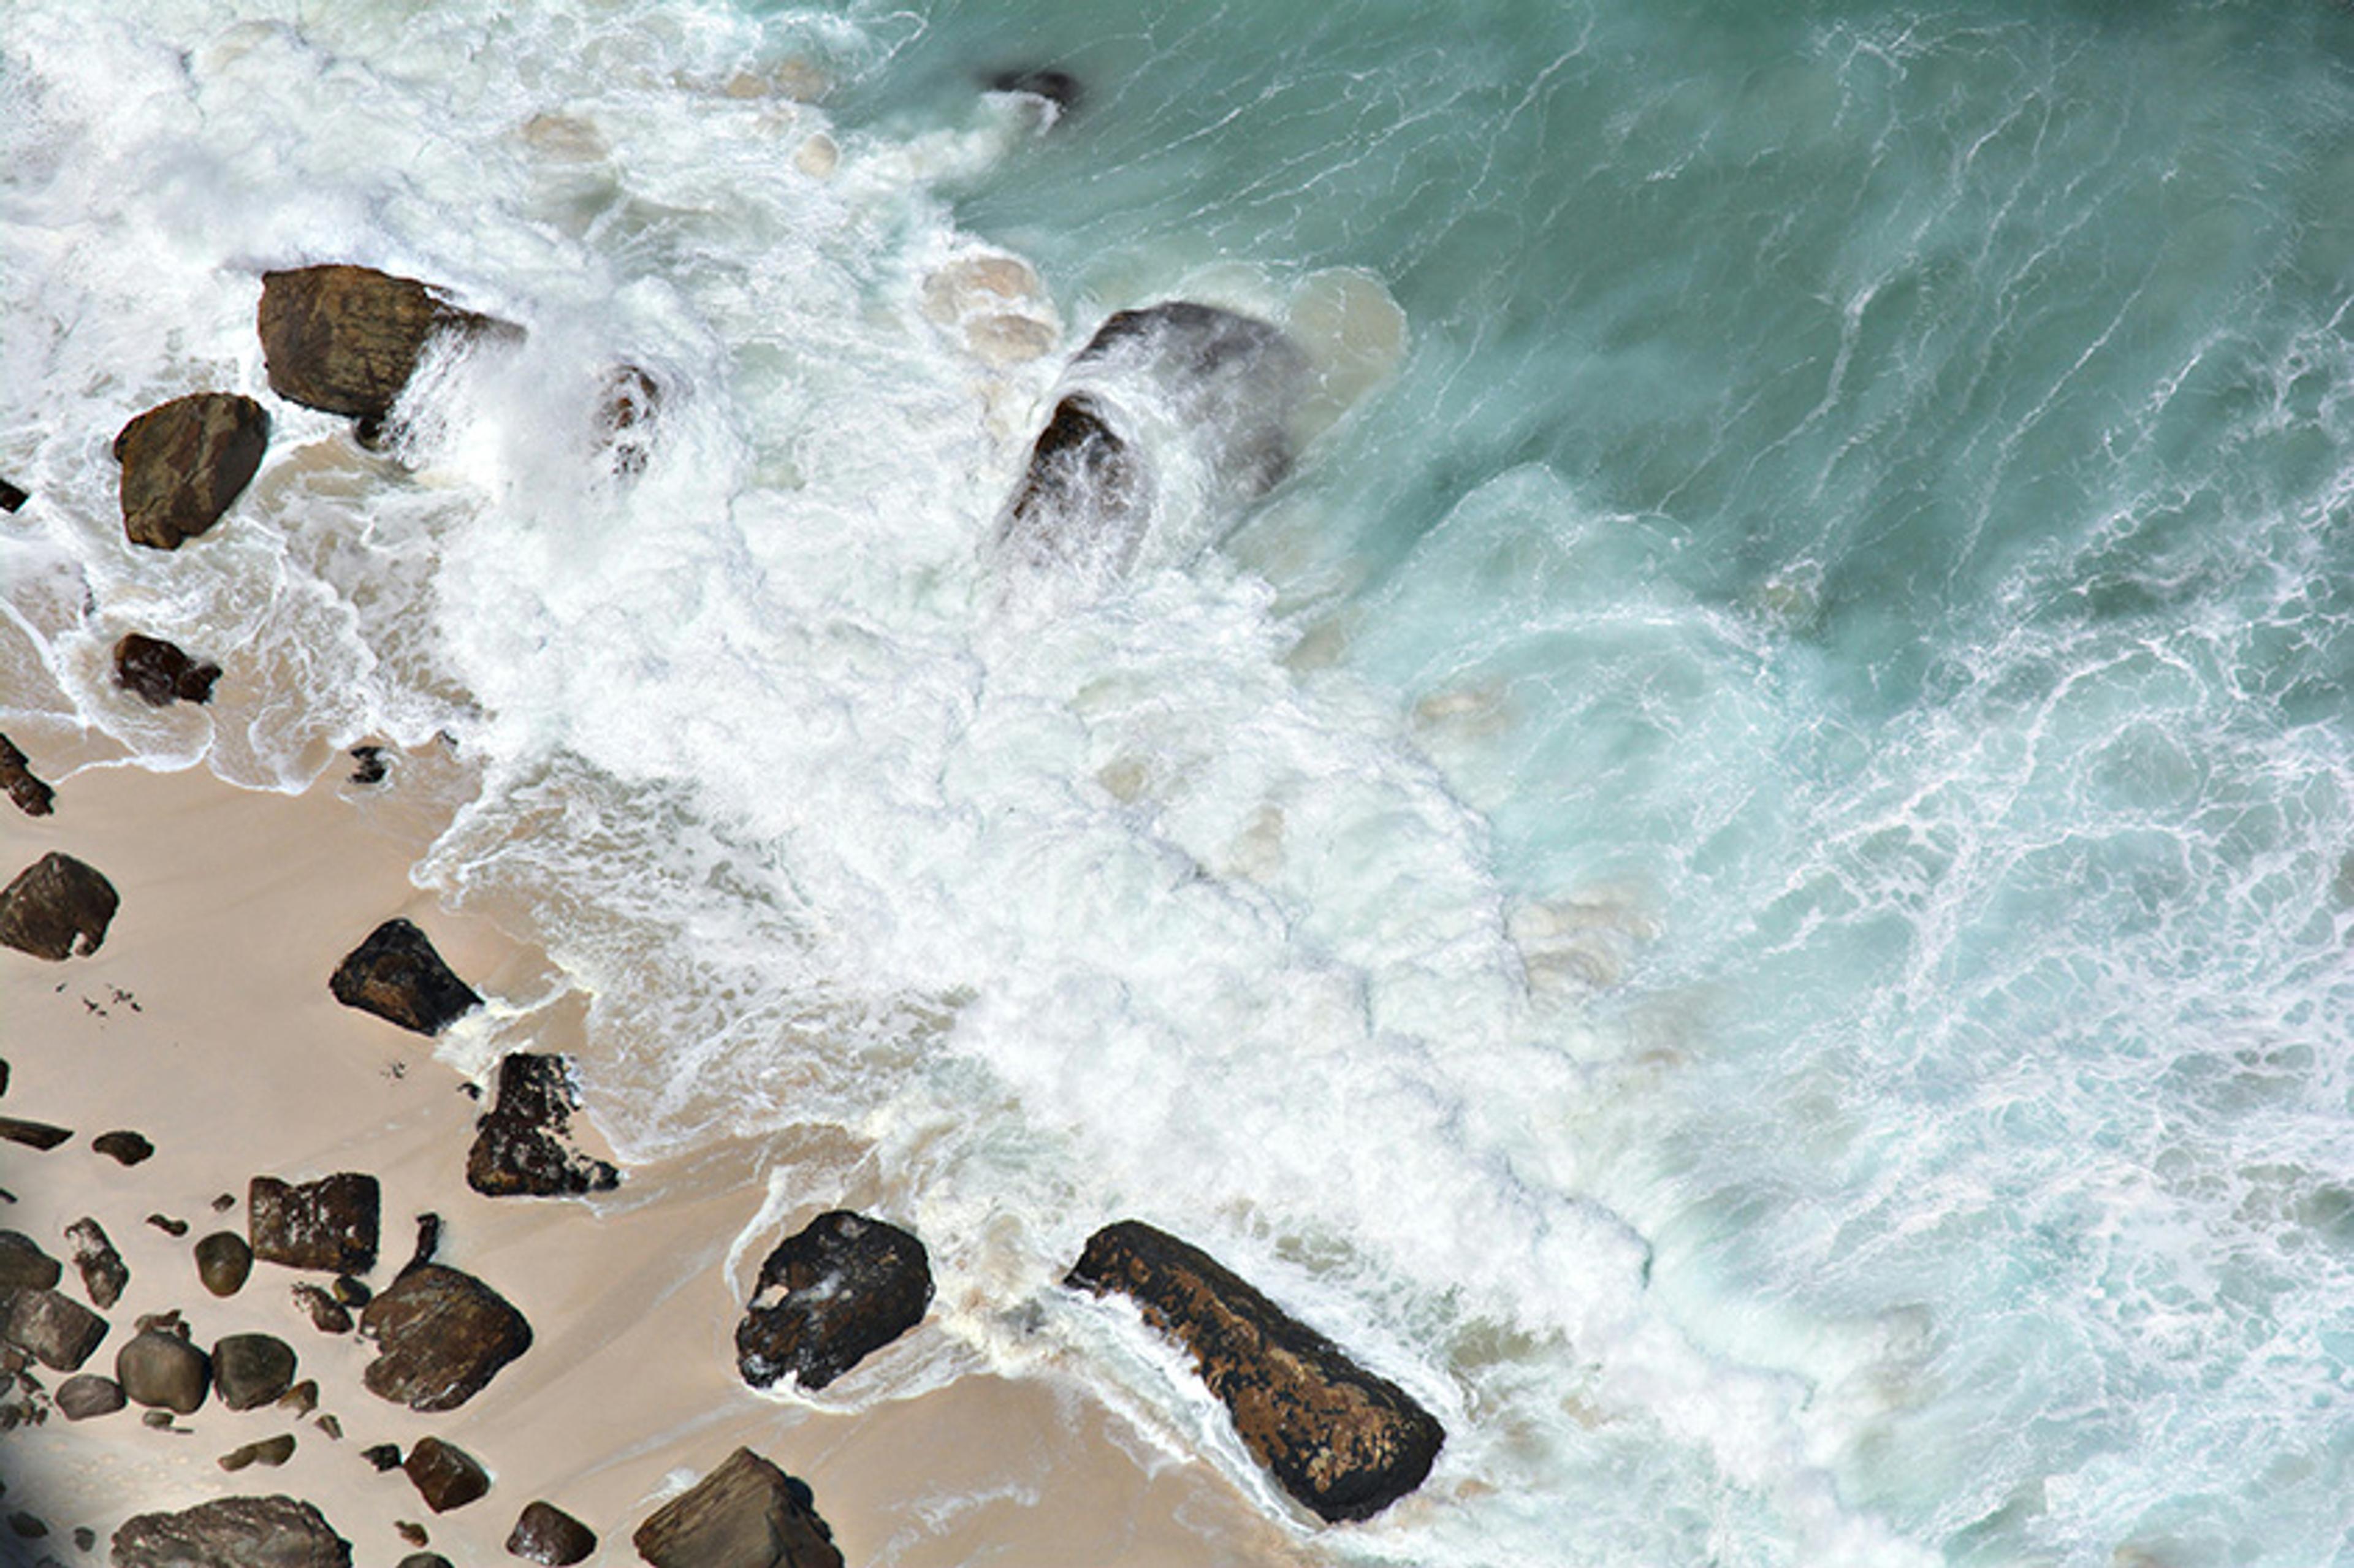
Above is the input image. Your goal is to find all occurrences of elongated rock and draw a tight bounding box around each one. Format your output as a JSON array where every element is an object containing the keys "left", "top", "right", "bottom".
[
  {"left": 734, "top": 1211, "right": 929, "bottom": 1391},
  {"left": 1065, "top": 1219, "right": 1444, "bottom": 1523},
  {"left": 632, "top": 1448, "right": 841, "bottom": 1568},
  {"left": 113, "top": 392, "right": 270, "bottom": 550},
  {"left": 0, "top": 852, "right": 117, "bottom": 961},
  {"left": 329, "top": 919, "right": 479, "bottom": 1035},
  {"left": 0, "top": 1287, "right": 108, "bottom": 1371},
  {"left": 359, "top": 1262, "right": 531, "bottom": 1411},
  {"left": 250, "top": 1173, "right": 378, "bottom": 1274},
  {"left": 112, "top": 1496, "right": 351, "bottom": 1568}
]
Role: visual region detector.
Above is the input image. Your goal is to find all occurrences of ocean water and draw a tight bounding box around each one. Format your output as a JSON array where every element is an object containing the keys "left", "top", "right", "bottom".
[{"left": 6, "top": 0, "right": 2354, "bottom": 1562}]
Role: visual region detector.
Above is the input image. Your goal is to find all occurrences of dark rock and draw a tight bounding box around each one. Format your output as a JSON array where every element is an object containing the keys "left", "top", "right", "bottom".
[
  {"left": 276, "top": 1378, "right": 318, "bottom": 1415},
  {"left": 394, "top": 1556, "right": 451, "bottom": 1568},
  {"left": 55, "top": 1372, "right": 124, "bottom": 1420},
  {"left": 211, "top": 1192, "right": 238, "bottom": 1212},
  {"left": 1065, "top": 1220, "right": 1444, "bottom": 1523},
  {"left": 597, "top": 365, "right": 661, "bottom": 480},
  {"left": 0, "top": 1117, "right": 72, "bottom": 1151},
  {"left": 406, "top": 1212, "right": 442, "bottom": 1270},
  {"left": 363, "top": 1443, "right": 403, "bottom": 1471},
  {"left": 0, "top": 1232, "right": 61, "bottom": 1292},
  {"left": 291, "top": 1284, "right": 352, "bottom": 1334},
  {"left": 0, "top": 1287, "right": 109, "bottom": 1371},
  {"left": 116, "top": 1324, "right": 208, "bottom": 1414},
  {"left": 330, "top": 1274, "right": 370, "bottom": 1307},
  {"left": 0, "top": 852, "right": 118, "bottom": 961},
  {"left": 0, "top": 477, "right": 25, "bottom": 512},
  {"left": 249, "top": 1173, "right": 379, "bottom": 1274},
  {"left": 359, "top": 1262, "right": 531, "bottom": 1411},
  {"left": 218, "top": 1433, "right": 297, "bottom": 1471},
  {"left": 404, "top": 1436, "right": 491, "bottom": 1513},
  {"left": 146, "top": 1213, "right": 189, "bottom": 1238},
  {"left": 195, "top": 1231, "right": 253, "bottom": 1296},
  {"left": 141, "top": 1407, "right": 174, "bottom": 1428},
  {"left": 113, "top": 392, "right": 270, "bottom": 550},
  {"left": 64, "top": 1219, "right": 126, "bottom": 1309},
  {"left": 394, "top": 1523, "right": 430, "bottom": 1548},
  {"left": 10, "top": 1512, "right": 45, "bottom": 1538},
  {"left": 985, "top": 66, "right": 1083, "bottom": 113},
  {"left": 77, "top": 1525, "right": 96, "bottom": 1552},
  {"left": 468, "top": 1053, "right": 620, "bottom": 1198},
  {"left": 0, "top": 734, "right": 53, "bottom": 818},
  {"left": 329, "top": 919, "right": 479, "bottom": 1035},
  {"left": 113, "top": 633, "right": 221, "bottom": 706},
  {"left": 734, "top": 1211, "right": 930, "bottom": 1392},
  {"left": 994, "top": 394, "right": 1143, "bottom": 572},
  {"left": 505, "top": 1501, "right": 594, "bottom": 1566},
  {"left": 314, "top": 1410, "right": 341, "bottom": 1439},
  {"left": 111, "top": 1495, "right": 351, "bottom": 1568},
  {"left": 348, "top": 746, "right": 388, "bottom": 785},
  {"left": 92, "top": 1130, "right": 154, "bottom": 1166},
  {"left": 257, "top": 264, "right": 522, "bottom": 423},
  {"left": 211, "top": 1333, "right": 297, "bottom": 1410},
  {"left": 633, "top": 1447, "right": 841, "bottom": 1568}
]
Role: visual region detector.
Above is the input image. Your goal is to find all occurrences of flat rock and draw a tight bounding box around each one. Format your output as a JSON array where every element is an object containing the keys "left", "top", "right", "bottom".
[
  {"left": 112, "top": 1495, "right": 351, "bottom": 1568},
  {"left": 115, "top": 633, "right": 221, "bottom": 706},
  {"left": 0, "top": 734, "right": 53, "bottom": 818},
  {"left": 1, "top": 1287, "right": 109, "bottom": 1371},
  {"left": 257, "top": 264, "right": 520, "bottom": 424},
  {"left": 55, "top": 1372, "right": 124, "bottom": 1420},
  {"left": 404, "top": 1436, "right": 490, "bottom": 1513},
  {"left": 506, "top": 1501, "right": 595, "bottom": 1566},
  {"left": 1066, "top": 1219, "right": 1444, "bottom": 1523},
  {"left": 93, "top": 1130, "right": 154, "bottom": 1166},
  {"left": 359, "top": 1262, "right": 531, "bottom": 1411},
  {"left": 113, "top": 392, "right": 270, "bottom": 550},
  {"left": 116, "top": 1325, "right": 208, "bottom": 1414},
  {"left": 0, "top": 1116, "right": 71, "bottom": 1151},
  {"left": 329, "top": 919, "right": 479, "bottom": 1035},
  {"left": 734, "top": 1211, "right": 930, "bottom": 1392},
  {"left": 632, "top": 1448, "right": 841, "bottom": 1568},
  {"left": 65, "top": 1219, "right": 127, "bottom": 1308},
  {"left": 249, "top": 1173, "right": 379, "bottom": 1274},
  {"left": 0, "top": 852, "right": 118, "bottom": 961},
  {"left": 196, "top": 1231, "right": 253, "bottom": 1296},
  {"left": 213, "top": 1332, "right": 297, "bottom": 1410},
  {"left": 218, "top": 1433, "right": 297, "bottom": 1471},
  {"left": 0, "top": 1232, "right": 61, "bottom": 1292},
  {"left": 467, "top": 1053, "right": 619, "bottom": 1198}
]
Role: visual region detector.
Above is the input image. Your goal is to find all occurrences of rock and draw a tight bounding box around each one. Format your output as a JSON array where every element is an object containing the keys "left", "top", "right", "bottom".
[
  {"left": 394, "top": 1524, "right": 430, "bottom": 1548},
  {"left": 0, "top": 1117, "right": 72, "bottom": 1151},
  {"left": 331, "top": 1275, "right": 371, "bottom": 1307},
  {"left": 0, "top": 1232, "right": 61, "bottom": 1292},
  {"left": 276, "top": 1378, "right": 318, "bottom": 1415},
  {"left": 985, "top": 66, "right": 1083, "bottom": 114},
  {"left": 0, "top": 1287, "right": 109, "bottom": 1371},
  {"left": 348, "top": 746, "right": 388, "bottom": 785},
  {"left": 218, "top": 1433, "right": 296, "bottom": 1471},
  {"left": 290, "top": 1284, "right": 352, "bottom": 1334},
  {"left": 505, "top": 1502, "right": 594, "bottom": 1566},
  {"left": 1065, "top": 1220, "right": 1444, "bottom": 1523},
  {"left": 734, "top": 1211, "right": 930, "bottom": 1392},
  {"left": 55, "top": 1373, "right": 124, "bottom": 1420},
  {"left": 329, "top": 919, "right": 480, "bottom": 1035},
  {"left": 195, "top": 1231, "right": 254, "bottom": 1296},
  {"left": 359, "top": 1261, "right": 531, "bottom": 1411},
  {"left": 110, "top": 1496, "right": 351, "bottom": 1568},
  {"left": 597, "top": 365, "right": 661, "bottom": 479},
  {"left": 116, "top": 1324, "right": 209, "bottom": 1414},
  {"left": 395, "top": 1556, "right": 452, "bottom": 1568},
  {"left": 0, "top": 852, "right": 118, "bottom": 961},
  {"left": 257, "top": 264, "right": 521, "bottom": 424},
  {"left": 92, "top": 1131, "right": 154, "bottom": 1166},
  {"left": 0, "top": 478, "right": 25, "bottom": 512},
  {"left": 10, "top": 1512, "right": 45, "bottom": 1537},
  {"left": 467, "top": 1053, "right": 620, "bottom": 1198},
  {"left": 362, "top": 1442, "right": 403, "bottom": 1472},
  {"left": 77, "top": 1526, "right": 97, "bottom": 1551},
  {"left": 404, "top": 1436, "right": 491, "bottom": 1512},
  {"left": 114, "top": 633, "right": 221, "bottom": 707},
  {"left": 633, "top": 1448, "right": 842, "bottom": 1568},
  {"left": 113, "top": 392, "right": 270, "bottom": 550},
  {"left": 0, "top": 734, "right": 54, "bottom": 818},
  {"left": 211, "top": 1333, "right": 297, "bottom": 1410},
  {"left": 146, "top": 1213, "right": 189, "bottom": 1238},
  {"left": 249, "top": 1173, "right": 379, "bottom": 1274},
  {"left": 212, "top": 1192, "right": 237, "bottom": 1212},
  {"left": 64, "top": 1219, "right": 126, "bottom": 1309}
]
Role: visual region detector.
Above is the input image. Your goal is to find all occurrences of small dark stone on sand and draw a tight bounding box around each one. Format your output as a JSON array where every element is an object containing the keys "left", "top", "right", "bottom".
[
  {"left": 211, "top": 1332, "right": 296, "bottom": 1410},
  {"left": 467, "top": 1052, "right": 620, "bottom": 1198},
  {"left": 217, "top": 1432, "right": 296, "bottom": 1471},
  {"left": 56, "top": 1373, "right": 124, "bottom": 1420},
  {"left": 10, "top": 1511, "right": 47, "bottom": 1538},
  {"left": 362, "top": 1442, "right": 404, "bottom": 1472},
  {"left": 211, "top": 1192, "right": 237, "bottom": 1212},
  {"left": 394, "top": 1556, "right": 450, "bottom": 1568},
  {"left": 146, "top": 1214, "right": 189, "bottom": 1238},
  {"left": 142, "top": 1407, "right": 174, "bottom": 1428},
  {"left": 74, "top": 1525, "right": 94, "bottom": 1551},
  {"left": 195, "top": 1231, "right": 253, "bottom": 1296},
  {"left": 505, "top": 1501, "right": 595, "bottom": 1566},
  {"left": 0, "top": 1119, "right": 72, "bottom": 1152},
  {"left": 113, "top": 633, "right": 221, "bottom": 706},
  {"left": 0, "top": 478, "right": 26, "bottom": 513},
  {"left": 64, "top": 1218, "right": 126, "bottom": 1308},
  {"left": 249, "top": 1172, "right": 379, "bottom": 1274},
  {"left": 349, "top": 745, "right": 389, "bottom": 784},
  {"left": 332, "top": 1275, "right": 371, "bottom": 1307},
  {"left": 329, "top": 919, "right": 481, "bottom": 1035},
  {"left": 316, "top": 1412, "right": 341, "bottom": 1439},
  {"left": 0, "top": 735, "right": 53, "bottom": 818},
  {"left": 0, "top": 853, "right": 118, "bottom": 961},
  {"left": 292, "top": 1284, "right": 353, "bottom": 1334},
  {"left": 0, "top": 1232, "right": 62, "bottom": 1292},
  {"left": 395, "top": 1523, "right": 430, "bottom": 1548},
  {"left": 277, "top": 1377, "right": 318, "bottom": 1415},
  {"left": 405, "top": 1435, "right": 491, "bottom": 1512},
  {"left": 92, "top": 1130, "right": 154, "bottom": 1166},
  {"left": 408, "top": 1213, "right": 443, "bottom": 1270}
]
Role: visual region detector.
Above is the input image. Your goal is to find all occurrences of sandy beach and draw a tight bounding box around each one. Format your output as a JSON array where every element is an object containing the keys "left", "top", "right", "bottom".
[{"left": 0, "top": 742, "right": 1301, "bottom": 1568}]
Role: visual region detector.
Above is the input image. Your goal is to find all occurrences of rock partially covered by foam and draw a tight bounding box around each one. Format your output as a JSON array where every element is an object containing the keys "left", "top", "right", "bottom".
[
  {"left": 1065, "top": 1219, "right": 1444, "bottom": 1523},
  {"left": 329, "top": 919, "right": 480, "bottom": 1035},
  {"left": 734, "top": 1210, "right": 931, "bottom": 1392},
  {"left": 632, "top": 1448, "right": 841, "bottom": 1568},
  {"left": 113, "top": 392, "right": 270, "bottom": 550},
  {"left": 112, "top": 1496, "right": 351, "bottom": 1568},
  {"left": 114, "top": 634, "right": 221, "bottom": 707},
  {"left": 0, "top": 852, "right": 118, "bottom": 961},
  {"left": 359, "top": 1262, "right": 532, "bottom": 1412},
  {"left": 257, "top": 264, "right": 520, "bottom": 427},
  {"left": 466, "top": 1054, "right": 619, "bottom": 1198}
]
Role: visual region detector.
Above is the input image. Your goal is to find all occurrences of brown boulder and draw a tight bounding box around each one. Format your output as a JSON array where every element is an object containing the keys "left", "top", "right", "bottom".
[
  {"left": 329, "top": 918, "right": 480, "bottom": 1035},
  {"left": 404, "top": 1435, "right": 491, "bottom": 1512},
  {"left": 1065, "top": 1220, "right": 1444, "bottom": 1523},
  {"left": 212, "top": 1332, "right": 297, "bottom": 1410},
  {"left": 359, "top": 1262, "right": 531, "bottom": 1411},
  {"left": 0, "top": 734, "right": 53, "bottom": 818},
  {"left": 632, "top": 1448, "right": 841, "bottom": 1568},
  {"left": 257, "top": 264, "right": 520, "bottom": 424},
  {"left": 249, "top": 1173, "right": 379, "bottom": 1274},
  {"left": 0, "top": 477, "right": 25, "bottom": 512},
  {"left": 734, "top": 1211, "right": 929, "bottom": 1392},
  {"left": 113, "top": 392, "right": 270, "bottom": 550},
  {"left": 506, "top": 1501, "right": 595, "bottom": 1566},
  {"left": 0, "top": 851, "right": 118, "bottom": 961},
  {"left": 111, "top": 1496, "right": 351, "bottom": 1568},
  {"left": 114, "top": 633, "right": 221, "bottom": 706},
  {"left": 0, "top": 1287, "right": 108, "bottom": 1371},
  {"left": 116, "top": 1323, "right": 209, "bottom": 1414},
  {"left": 0, "top": 1117, "right": 72, "bottom": 1150},
  {"left": 467, "top": 1053, "right": 619, "bottom": 1198}
]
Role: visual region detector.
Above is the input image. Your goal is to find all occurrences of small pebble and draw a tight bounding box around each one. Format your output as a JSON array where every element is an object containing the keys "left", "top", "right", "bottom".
[
  {"left": 142, "top": 1409, "right": 173, "bottom": 1429},
  {"left": 194, "top": 1231, "right": 252, "bottom": 1297},
  {"left": 74, "top": 1526, "right": 94, "bottom": 1551},
  {"left": 396, "top": 1521, "right": 429, "bottom": 1547},
  {"left": 219, "top": 1433, "right": 295, "bottom": 1471},
  {"left": 316, "top": 1412, "right": 342, "bottom": 1439},
  {"left": 91, "top": 1130, "right": 153, "bottom": 1166},
  {"left": 145, "top": 1214, "right": 188, "bottom": 1238},
  {"left": 330, "top": 1274, "right": 371, "bottom": 1307},
  {"left": 362, "top": 1442, "right": 403, "bottom": 1472},
  {"left": 277, "top": 1378, "right": 319, "bottom": 1415},
  {"left": 210, "top": 1193, "right": 237, "bottom": 1212}
]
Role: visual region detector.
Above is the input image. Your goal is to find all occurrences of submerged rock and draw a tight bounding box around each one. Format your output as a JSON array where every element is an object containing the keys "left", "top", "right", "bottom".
[
  {"left": 257, "top": 264, "right": 520, "bottom": 425},
  {"left": 734, "top": 1211, "right": 931, "bottom": 1392},
  {"left": 0, "top": 1287, "right": 109, "bottom": 1371},
  {"left": 404, "top": 1435, "right": 491, "bottom": 1512},
  {"left": 64, "top": 1219, "right": 127, "bottom": 1309},
  {"left": 984, "top": 66, "right": 1083, "bottom": 114},
  {"left": 632, "top": 1448, "right": 841, "bottom": 1568},
  {"left": 359, "top": 1261, "right": 531, "bottom": 1411},
  {"left": 596, "top": 364, "right": 661, "bottom": 480},
  {"left": 112, "top": 1496, "right": 351, "bottom": 1568},
  {"left": 329, "top": 919, "right": 480, "bottom": 1035},
  {"left": 113, "top": 633, "right": 221, "bottom": 706},
  {"left": 249, "top": 1173, "right": 379, "bottom": 1274},
  {"left": 0, "top": 1117, "right": 72, "bottom": 1151},
  {"left": 114, "top": 392, "right": 270, "bottom": 550},
  {"left": 466, "top": 1053, "right": 619, "bottom": 1198},
  {"left": 1065, "top": 1219, "right": 1444, "bottom": 1522},
  {"left": 93, "top": 1130, "right": 154, "bottom": 1166},
  {"left": 0, "top": 852, "right": 118, "bottom": 961},
  {"left": 0, "top": 735, "right": 54, "bottom": 818},
  {"left": 505, "top": 1501, "right": 595, "bottom": 1566}
]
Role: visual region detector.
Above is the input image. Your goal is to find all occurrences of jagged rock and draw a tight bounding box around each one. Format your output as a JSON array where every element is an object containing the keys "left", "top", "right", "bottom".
[
  {"left": 348, "top": 746, "right": 388, "bottom": 785},
  {"left": 0, "top": 1232, "right": 61, "bottom": 1292},
  {"left": 56, "top": 1373, "right": 123, "bottom": 1420},
  {"left": 64, "top": 1219, "right": 126, "bottom": 1308},
  {"left": 249, "top": 1173, "right": 379, "bottom": 1274},
  {"left": 359, "top": 1261, "right": 531, "bottom": 1411},
  {"left": 467, "top": 1054, "right": 619, "bottom": 1198},
  {"left": 362, "top": 1442, "right": 403, "bottom": 1472},
  {"left": 276, "top": 1378, "right": 318, "bottom": 1415},
  {"left": 257, "top": 264, "right": 520, "bottom": 424},
  {"left": 147, "top": 1213, "right": 189, "bottom": 1238},
  {"left": 329, "top": 919, "right": 479, "bottom": 1035},
  {"left": 218, "top": 1433, "right": 297, "bottom": 1472},
  {"left": 0, "top": 1287, "right": 109, "bottom": 1371},
  {"left": 505, "top": 1502, "right": 594, "bottom": 1566},
  {"left": 290, "top": 1284, "right": 351, "bottom": 1334},
  {"left": 116, "top": 1323, "right": 208, "bottom": 1414},
  {"left": 0, "top": 1117, "right": 71, "bottom": 1151},
  {"left": 0, "top": 478, "right": 25, "bottom": 512},
  {"left": 404, "top": 1436, "right": 490, "bottom": 1513},
  {"left": 212, "top": 1333, "right": 296, "bottom": 1410},
  {"left": 734, "top": 1211, "right": 930, "bottom": 1392},
  {"left": 0, "top": 852, "right": 118, "bottom": 961},
  {"left": 113, "top": 392, "right": 270, "bottom": 550},
  {"left": 92, "top": 1131, "right": 154, "bottom": 1166},
  {"left": 0, "top": 735, "right": 53, "bottom": 818},
  {"left": 314, "top": 1411, "right": 341, "bottom": 1439},
  {"left": 985, "top": 66, "right": 1083, "bottom": 113},
  {"left": 633, "top": 1448, "right": 841, "bottom": 1568},
  {"left": 114, "top": 633, "right": 221, "bottom": 706},
  {"left": 1065, "top": 1220, "right": 1445, "bottom": 1523},
  {"left": 111, "top": 1496, "right": 351, "bottom": 1568},
  {"left": 196, "top": 1231, "right": 253, "bottom": 1296}
]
